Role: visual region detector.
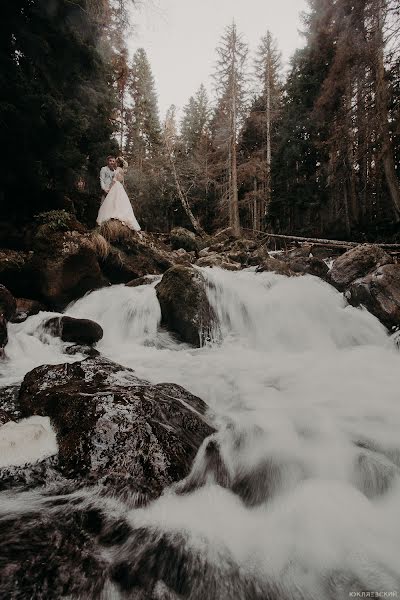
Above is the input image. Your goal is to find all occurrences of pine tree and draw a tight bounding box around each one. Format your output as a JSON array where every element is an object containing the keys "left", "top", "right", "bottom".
[
  {"left": 0, "top": 0, "right": 117, "bottom": 219},
  {"left": 240, "top": 31, "right": 282, "bottom": 231},
  {"left": 181, "top": 84, "right": 210, "bottom": 152},
  {"left": 213, "top": 22, "right": 249, "bottom": 236},
  {"left": 125, "top": 48, "right": 161, "bottom": 167}
]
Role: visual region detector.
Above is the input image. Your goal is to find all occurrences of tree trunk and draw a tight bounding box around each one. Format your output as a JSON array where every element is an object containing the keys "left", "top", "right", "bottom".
[
  {"left": 374, "top": 0, "right": 400, "bottom": 220},
  {"left": 230, "top": 50, "right": 241, "bottom": 237},
  {"left": 165, "top": 145, "right": 205, "bottom": 236},
  {"left": 265, "top": 49, "right": 272, "bottom": 221}
]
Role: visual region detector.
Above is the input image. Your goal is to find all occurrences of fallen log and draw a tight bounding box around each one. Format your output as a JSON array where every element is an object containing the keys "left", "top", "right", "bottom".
[{"left": 242, "top": 229, "right": 400, "bottom": 253}]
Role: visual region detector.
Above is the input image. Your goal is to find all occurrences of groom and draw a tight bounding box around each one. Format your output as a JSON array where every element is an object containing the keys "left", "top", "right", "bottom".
[{"left": 100, "top": 156, "right": 116, "bottom": 203}]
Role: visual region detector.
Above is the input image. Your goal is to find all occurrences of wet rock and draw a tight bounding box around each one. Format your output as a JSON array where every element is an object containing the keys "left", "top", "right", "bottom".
[
  {"left": 30, "top": 230, "right": 109, "bottom": 308},
  {"left": 256, "top": 256, "right": 292, "bottom": 276},
  {"left": 196, "top": 253, "right": 241, "bottom": 271},
  {"left": 0, "top": 409, "right": 13, "bottom": 426},
  {"left": 0, "top": 316, "right": 8, "bottom": 357},
  {"left": 11, "top": 297, "right": 48, "bottom": 323},
  {"left": 156, "top": 266, "right": 219, "bottom": 346},
  {"left": 354, "top": 450, "right": 399, "bottom": 499},
  {"left": 0, "top": 497, "right": 109, "bottom": 599},
  {"left": 126, "top": 275, "right": 160, "bottom": 287},
  {"left": 170, "top": 248, "right": 196, "bottom": 266},
  {"left": 247, "top": 246, "right": 270, "bottom": 267},
  {"left": 18, "top": 357, "right": 214, "bottom": 499},
  {"left": 328, "top": 244, "right": 393, "bottom": 291},
  {"left": 284, "top": 244, "right": 314, "bottom": 260},
  {"left": 170, "top": 227, "right": 199, "bottom": 253},
  {"left": 345, "top": 263, "right": 400, "bottom": 329},
  {"left": 288, "top": 256, "right": 329, "bottom": 279},
  {"left": 0, "top": 385, "right": 21, "bottom": 420},
  {"left": 44, "top": 316, "right": 103, "bottom": 345},
  {"left": 65, "top": 344, "right": 101, "bottom": 357},
  {"left": 0, "top": 249, "right": 34, "bottom": 298},
  {"left": 0, "top": 284, "right": 16, "bottom": 321}
]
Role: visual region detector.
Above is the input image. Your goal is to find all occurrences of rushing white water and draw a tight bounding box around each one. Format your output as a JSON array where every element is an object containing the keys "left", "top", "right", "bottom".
[
  {"left": 0, "top": 416, "right": 57, "bottom": 468},
  {"left": 1, "top": 268, "right": 400, "bottom": 597}
]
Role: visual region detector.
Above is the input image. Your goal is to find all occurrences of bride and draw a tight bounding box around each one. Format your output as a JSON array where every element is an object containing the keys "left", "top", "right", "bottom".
[{"left": 97, "top": 157, "right": 141, "bottom": 231}]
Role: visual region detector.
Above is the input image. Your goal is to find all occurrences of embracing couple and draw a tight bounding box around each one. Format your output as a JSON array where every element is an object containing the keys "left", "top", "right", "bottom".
[{"left": 97, "top": 156, "right": 141, "bottom": 231}]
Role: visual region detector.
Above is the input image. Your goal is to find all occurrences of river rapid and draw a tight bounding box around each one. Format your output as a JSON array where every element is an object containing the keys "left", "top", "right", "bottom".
[{"left": 1, "top": 267, "right": 400, "bottom": 599}]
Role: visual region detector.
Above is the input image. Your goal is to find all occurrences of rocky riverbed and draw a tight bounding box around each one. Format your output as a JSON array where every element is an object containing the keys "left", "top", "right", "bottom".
[{"left": 1, "top": 221, "right": 400, "bottom": 599}]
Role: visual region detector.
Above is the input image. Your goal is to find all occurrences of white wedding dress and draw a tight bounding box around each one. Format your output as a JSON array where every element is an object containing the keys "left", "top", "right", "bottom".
[{"left": 97, "top": 167, "right": 141, "bottom": 231}]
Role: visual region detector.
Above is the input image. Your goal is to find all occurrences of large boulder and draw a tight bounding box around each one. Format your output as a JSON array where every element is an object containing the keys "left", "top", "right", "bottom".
[
  {"left": 156, "top": 266, "right": 219, "bottom": 346},
  {"left": 328, "top": 244, "right": 393, "bottom": 291},
  {"left": 30, "top": 230, "right": 109, "bottom": 308},
  {"left": 170, "top": 227, "right": 199, "bottom": 253},
  {"left": 0, "top": 284, "right": 16, "bottom": 321},
  {"left": 43, "top": 315, "right": 103, "bottom": 345},
  {"left": 18, "top": 357, "right": 214, "bottom": 499},
  {"left": 345, "top": 263, "right": 400, "bottom": 330}
]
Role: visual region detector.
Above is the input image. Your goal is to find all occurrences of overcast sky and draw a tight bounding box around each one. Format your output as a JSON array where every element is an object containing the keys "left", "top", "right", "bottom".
[{"left": 129, "top": 0, "right": 308, "bottom": 119}]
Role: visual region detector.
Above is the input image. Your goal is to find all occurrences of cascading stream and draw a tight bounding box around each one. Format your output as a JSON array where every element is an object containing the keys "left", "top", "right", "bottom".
[{"left": 1, "top": 268, "right": 400, "bottom": 598}]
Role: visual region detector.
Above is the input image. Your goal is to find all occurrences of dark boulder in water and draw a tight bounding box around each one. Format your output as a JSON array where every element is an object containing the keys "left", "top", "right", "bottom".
[
  {"left": 18, "top": 357, "right": 214, "bottom": 499},
  {"left": 156, "top": 265, "right": 219, "bottom": 347},
  {"left": 0, "top": 315, "right": 7, "bottom": 357},
  {"left": 0, "top": 284, "right": 16, "bottom": 321},
  {"left": 43, "top": 315, "right": 103, "bottom": 345}
]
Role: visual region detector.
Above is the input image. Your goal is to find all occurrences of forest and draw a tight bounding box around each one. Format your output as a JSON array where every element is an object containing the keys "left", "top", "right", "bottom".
[{"left": 1, "top": 0, "right": 400, "bottom": 241}]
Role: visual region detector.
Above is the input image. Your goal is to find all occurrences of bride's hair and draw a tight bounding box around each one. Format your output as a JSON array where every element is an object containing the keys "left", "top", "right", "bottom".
[{"left": 116, "top": 156, "right": 127, "bottom": 168}]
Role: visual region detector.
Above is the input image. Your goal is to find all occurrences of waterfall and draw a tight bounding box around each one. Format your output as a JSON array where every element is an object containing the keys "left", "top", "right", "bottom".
[{"left": 1, "top": 269, "right": 400, "bottom": 598}]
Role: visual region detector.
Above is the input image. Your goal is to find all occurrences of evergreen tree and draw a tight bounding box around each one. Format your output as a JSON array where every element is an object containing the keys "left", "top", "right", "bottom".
[
  {"left": 125, "top": 48, "right": 161, "bottom": 166},
  {"left": 213, "top": 22, "right": 249, "bottom": 235},
  {"left": 239, "top": 31, "right": 283, "bottom": 231},
  {"left": 181, "top": 84, "right": 210, "bottom": 152},
  {"left": 0, "top": 0, "right": 117, "bottom": 220}
]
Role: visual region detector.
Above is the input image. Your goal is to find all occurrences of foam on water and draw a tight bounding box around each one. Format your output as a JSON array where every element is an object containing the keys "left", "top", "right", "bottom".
[{"left": 1, "top": 268, "right": 400, "bottom": 596}]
